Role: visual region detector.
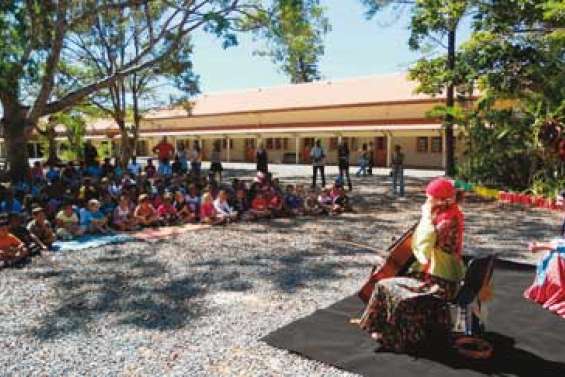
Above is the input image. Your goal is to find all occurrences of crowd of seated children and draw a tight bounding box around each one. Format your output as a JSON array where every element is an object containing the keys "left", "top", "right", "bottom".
[{"left": 0, "top": 157, "right": 352, "bottom": 269}]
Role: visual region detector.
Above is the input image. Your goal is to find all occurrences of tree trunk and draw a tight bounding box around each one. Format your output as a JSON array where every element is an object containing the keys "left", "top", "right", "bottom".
[
  {"left": 445, "top": 27, "right": 456, "bottom": 177},
  {"left": 3, "top": 115, "right": 31, "bottom": 182},
  {"left": 118, "top": 125, "right": 133, "bottom": 169},
  {"left": 46, "top": 126, "right": 61, "bottom": 166}
]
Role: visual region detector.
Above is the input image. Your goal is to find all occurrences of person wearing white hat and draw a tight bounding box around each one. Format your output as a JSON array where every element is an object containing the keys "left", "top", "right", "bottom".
[{"left": 79, "top": 199, "right": 111, "bottom": 234}]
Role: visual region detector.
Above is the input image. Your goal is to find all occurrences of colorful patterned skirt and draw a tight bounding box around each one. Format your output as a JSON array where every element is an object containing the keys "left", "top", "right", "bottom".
[
  {"left": 359, "top": 272, "right": 458, "bottom": 353},
  {"left": 524, "top": 249, "right": 565, "bottom": 318}
]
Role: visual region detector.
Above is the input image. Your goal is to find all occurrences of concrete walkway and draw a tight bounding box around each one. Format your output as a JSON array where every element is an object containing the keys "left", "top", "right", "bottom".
[{"left": 218, "top": 162, "right": 443, "bottom": 179}]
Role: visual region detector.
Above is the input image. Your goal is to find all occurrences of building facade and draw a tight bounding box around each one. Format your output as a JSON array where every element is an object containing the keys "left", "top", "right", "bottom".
[{"left": 7, "top": 73, "right": 468, "bottom": 168}]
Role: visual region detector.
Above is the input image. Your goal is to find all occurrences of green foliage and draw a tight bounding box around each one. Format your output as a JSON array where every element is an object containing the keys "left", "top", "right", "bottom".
[
  {"left": 365, "top": 0, "right": 564, "bottom": 195},
  {"left": 251, "top": 0, "right": 330, "bottom": 83},
  {"left": 51, "top": 111, "right": 87, "bottom": 160}
]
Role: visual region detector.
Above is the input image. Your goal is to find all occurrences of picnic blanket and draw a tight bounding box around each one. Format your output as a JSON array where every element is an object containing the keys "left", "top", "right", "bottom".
[
  {"left": 132, "top": 223, "right": 211, "bottom": 241},
  {"left": 52, "top": 233, "right": 135, "bottom": 251},
  {"left": 262, "top": 262, "right": 565, "bottom": 377}
]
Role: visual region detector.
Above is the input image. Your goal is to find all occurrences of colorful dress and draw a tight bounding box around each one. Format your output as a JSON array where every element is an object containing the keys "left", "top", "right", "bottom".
[
  {"left": 524, "top": 239, "right": 565, "bottom": 318},
  {"left": 359, "top": 203, "right": 466, "bottom": 352}
]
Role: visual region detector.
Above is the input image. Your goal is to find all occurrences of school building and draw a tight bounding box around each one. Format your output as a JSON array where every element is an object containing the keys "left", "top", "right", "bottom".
[{"left": 18, "top": 73, "right": 470, "bottom": 169}]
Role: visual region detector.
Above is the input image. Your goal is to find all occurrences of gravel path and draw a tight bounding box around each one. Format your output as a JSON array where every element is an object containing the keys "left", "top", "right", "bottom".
[{"left": 0, "top": 173, "right": 561, "bottom": 377}]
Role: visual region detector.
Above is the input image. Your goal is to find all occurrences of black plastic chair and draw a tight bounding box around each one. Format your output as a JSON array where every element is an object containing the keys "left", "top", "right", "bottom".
[{"left": 451, "top": 255, "right": 496, "bottom": 336}]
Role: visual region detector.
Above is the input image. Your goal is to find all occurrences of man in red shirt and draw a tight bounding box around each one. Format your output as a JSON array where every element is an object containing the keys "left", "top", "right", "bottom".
[{"left": 152, "top": 137, "right": 175, "bottom": 165}]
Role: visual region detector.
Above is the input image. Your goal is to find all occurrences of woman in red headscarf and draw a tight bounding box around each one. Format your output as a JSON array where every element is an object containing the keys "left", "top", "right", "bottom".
[{"left": 358, "top": 178, "right": 466, "bottom": 353}]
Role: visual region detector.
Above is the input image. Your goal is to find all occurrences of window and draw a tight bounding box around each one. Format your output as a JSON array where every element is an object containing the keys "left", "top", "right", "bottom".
[
  {"left": 283, "top": 138, "right": 289, "bottom": 149},
  {"left": 304, "top": 138, "right": 315, "bottom": 148},
  {"left": 431, "top": 136, "right": 443, "bottom": 153},
  {"left": 266, "top": 138, "right": 274, "bottom": 149},
  {"left": 221, "top": 139, "right": 233, "bottom": 149},
  {"left": 275, "top": 138, "right": 282, "bottom": 150},
  {"left": 244, "top": 138, "right": 255, "bottom": 149},
  {"left": 329, "top": 137, "right": 338, "bottom": 150},
  {"left": 350, "top": 138, "right": 358, "bottom": 150},
  {"left": 416, "top": 137, "right": 429, "bottom": 153},
  {"left": 136, "top": 140, "right": 148, "bottom": 156}
]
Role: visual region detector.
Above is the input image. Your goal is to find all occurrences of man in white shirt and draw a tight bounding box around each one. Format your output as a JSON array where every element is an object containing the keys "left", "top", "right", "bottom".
[{"left": 310, "top": 139, "right": 326, "bottom": 188}]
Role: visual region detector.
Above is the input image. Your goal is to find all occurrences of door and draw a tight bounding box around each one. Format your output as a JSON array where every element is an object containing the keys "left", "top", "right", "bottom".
[{"left": 374, "top": 136, "right": 387, "bottom": 167}]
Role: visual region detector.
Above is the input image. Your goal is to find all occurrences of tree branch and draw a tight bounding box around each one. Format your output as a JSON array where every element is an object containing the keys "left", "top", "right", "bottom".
[
  {"left": 42, "top": 1, "right": 239, "bottom": 116},
  {"left": 27, "top": 0, "right": 69, "bottom": 124}
]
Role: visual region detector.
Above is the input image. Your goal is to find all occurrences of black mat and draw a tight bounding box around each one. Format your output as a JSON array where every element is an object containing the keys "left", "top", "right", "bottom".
[{"left": 262, "top": 263, "right": 565, "bottom": 377}]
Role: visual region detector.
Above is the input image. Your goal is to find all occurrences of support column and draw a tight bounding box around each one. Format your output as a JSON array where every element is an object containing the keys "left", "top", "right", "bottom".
[
  {"left": 226, "top": 136, "right": 231, "bottom": 162},
  {"left": 295, "top": 136, "right": 300, "bottom": 164},
  {"left": 442, "top": 129, "right": 447, "bottom": 170},
  {"left": 386, "top": 132, "right": 393, "bottom": 168}
]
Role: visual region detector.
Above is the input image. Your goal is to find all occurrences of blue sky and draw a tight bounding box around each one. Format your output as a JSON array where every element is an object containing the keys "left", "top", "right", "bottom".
[{"left": 173, "top": 0, "right": 472, "bottom": 96}]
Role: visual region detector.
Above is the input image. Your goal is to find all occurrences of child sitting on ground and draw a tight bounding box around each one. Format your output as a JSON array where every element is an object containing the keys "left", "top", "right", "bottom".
[
  {"left": 0, "top": 214, "right": 30, "bottom": 268},
  {"left": 233, "top": 188, "right": 252, "bottom": 220},
  {"left": 8, "top": 213, "right": 44, "bottom": 256},
  {"left": 174, "top": 191, "right": 197, "bottom": 223},
  {"left": 250, "top": 191, "right": 271, "bottom": 220},
  {"left": 267, "top": 188, "right": 284, "bottom": 217},
  {"left": 113, "top": 195, "right": 138, "bottom": 231},
  {"left": 134, "top": 194, "right": 160, "bottom": 227},
  {"left": 214, "top": 190, "right": 238, "bottom": 223},
  {"left": 304, "top": 188, "right": 324, "bottom": 216},
  {"left": 55, "top": 202, "right": 84, "bottom": 240},
  {"left": 157, "top": 193, "right": 179, "bottom": 226},
  {"left": 186, "top": 184, "right": 201, "bottom": 215},
  {"left": 284, "top": 185, "right": 304, "bottom": 216},
  {"left": 330, "top": 183, "right": 350, "bottom": 214},
  {"left": 200, "top": 192, "right": 222, "bottom": 225},
  {"left": 80, "top": 199, "right": 112, "bottom": 234},
  {"left": 318, "top": 187, "right": 333, "bottom": 214},
  {"left": 27, "top": 207, "right": 56, "bottom": 249}
]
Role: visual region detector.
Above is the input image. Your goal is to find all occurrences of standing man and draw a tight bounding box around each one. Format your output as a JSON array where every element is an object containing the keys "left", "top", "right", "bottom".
[
  {"left": 152, "top": 137, "right": 175, "bottom": 167},
  {"left": 368, "top": 141, "right": 374, "bottom": 176},
  {"left": 256, "top": 143, "right": 268, "bottom": 174},
  {"left": 337, "top": 140, "right": 352, "bottom": 191},
  {"left": 176, "top": 141, "right": 189, "bottom": 173},
  {"left": 310, "top": 139, "right": 326, "bottom": 188},
  {"left": 391, "top": 145, "right": 405, "bottom": 197},
  {"left": 190, "top": 140, "right": 202, "bottom": 177}
]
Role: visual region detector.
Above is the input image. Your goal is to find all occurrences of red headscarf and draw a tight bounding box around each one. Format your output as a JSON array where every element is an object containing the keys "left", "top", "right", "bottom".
[
  {"left": 426, "top": 178, "right": 464, "bottom": 256},
  {"left": 426, "top": 178, "right": 455, "bottom": 200}
]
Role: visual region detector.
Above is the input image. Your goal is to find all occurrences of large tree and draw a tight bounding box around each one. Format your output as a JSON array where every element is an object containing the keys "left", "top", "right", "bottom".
[
  {"left": 361, "top": 0, "right": 471, "bottom": 176},
  {"left": 409, "top": 0, "right": 564, "bottom": 193},
  {"left": 252, "top": 0, "right": 330, "bottom": 83},
  {"left": 0, "top": 0, "right": 260, "bottom": 181},
  {"left": 69, "top": 4, "right": 200, "bottom": 167}
]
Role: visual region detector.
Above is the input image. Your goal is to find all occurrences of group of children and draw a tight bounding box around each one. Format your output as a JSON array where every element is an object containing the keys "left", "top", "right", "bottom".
[{"left": 0, "top": 158, "right": 351, "bottom": 268}]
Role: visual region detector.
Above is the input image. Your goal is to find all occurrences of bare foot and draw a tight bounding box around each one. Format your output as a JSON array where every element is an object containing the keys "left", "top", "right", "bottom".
[
  {"left": 349, "top": 318, "right": 361, "bottom": 325},
  {"left": 371, "top": 332, "right": 382, "bottom": 341}
]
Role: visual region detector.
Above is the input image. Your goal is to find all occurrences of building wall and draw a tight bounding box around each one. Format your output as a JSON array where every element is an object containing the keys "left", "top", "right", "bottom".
[
  {"left": 136, "top": 133, "right": 466, "bottom": 169},
  {"left": 142, "top": 102, "right": 441, "bottom": 132}
]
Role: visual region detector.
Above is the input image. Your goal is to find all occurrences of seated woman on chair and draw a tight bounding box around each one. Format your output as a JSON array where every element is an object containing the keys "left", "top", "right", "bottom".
[
  {"left": 525, "top": 237, "right": 565, "bottom": 318},
  {"left": 358, "top": 178, "right": 466, "bottom": 352}
]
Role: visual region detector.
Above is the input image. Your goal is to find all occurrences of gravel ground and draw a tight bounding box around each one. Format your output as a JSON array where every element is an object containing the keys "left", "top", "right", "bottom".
[{"left": 0, "top": 172, "right": 562, "bottom": 377}]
